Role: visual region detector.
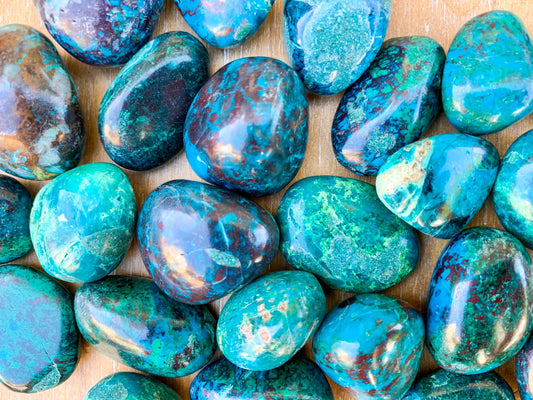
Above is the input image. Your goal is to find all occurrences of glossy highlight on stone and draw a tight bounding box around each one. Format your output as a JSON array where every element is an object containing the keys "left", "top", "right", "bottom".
[
  {"left": 442, "top": 11, "right": 533, "bottom": 135},
  {"left": 0, "top": 24, "right": 84, "bottom": 180},
  {"left": 332, "top": 36, "right": 445, "bottom": 176},
  {"left": 376, "top": 133, "right": 499, "bottom": 239},
  {"left": 313, "top": 294, "right": 424, "bottom": 400},
  {"left": 277, "top": 175, "right": 419, "bottom": 293},
  {"left": 138, "top": 179, "right": 279, "bottom": 305},
  {"left": 217, "top": 270, "right": 326, "bottom": 371},
  {"left": 426, "top": 227, "right": 533, "bottom": 374},
  {"left": 184, "top": 56, "right": 308, "bottom": 197},
  {"left": 30, "top": 163, "right": 136, "bottom": 283},
  {"left": 75, "top": 276, "right": 216, "bottom": 377},
  {"left": 0, "top": 265, "right": 79, "bottom": 393},
  {"left": 517, "top": 334, "right": 533, "bottom": 400}
]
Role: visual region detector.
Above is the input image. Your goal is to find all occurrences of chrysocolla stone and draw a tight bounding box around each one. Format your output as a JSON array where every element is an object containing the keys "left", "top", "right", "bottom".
[
  {"left": 190, "top": 357, "right": 333, "bottom": 400},
  {"left": 99, "top": 32, "right": 209, "bottom": 171},
  {"left": 442, "top": 11, "right": 533, "bottom": 135},
  {"left": 174, "top": 0, "right": 274, "bottom": 48},
  {"left": 376, "top": 133, "right": 499, "bottom": 239},
  {"left": 30, "top": 163, "right": 136, "bottom": 283},
  {"left": 426, "top": 227, "right": 533, "bottom": 374},
  {"left": 0, "top": 265, "right": 79, "bottom": 393},
  {"left": 313, "top": 294, "right": 424, "bottom": 400},
  {"left": 0, "top": 24, "right": 84, "bottom": 180},
  {"left": 184, "top": 57, "right": 308, "bottom": 197},
  {"left": 277, "top": 175, "right": 419, "bottom": 293},
  {"left": 332, "top": 36, "right": 445, "bottom": 176},
  {"left": 74, "top": 276, "right": 216, "bottom": 377},
  {"left": 137, "top": 179, "right": 279, "bottom": 305},
  {"left": 217, "top": 270, "right": 326, "bottom": 371},
  {"left": 517, "top": 334, "right": 533, "bottom": 399},
  {"left": 283, "top": 0, "right": 392, "bottom": 95},
  {"left": 33, "top": 0, "right": 165, "bottom": 67}
]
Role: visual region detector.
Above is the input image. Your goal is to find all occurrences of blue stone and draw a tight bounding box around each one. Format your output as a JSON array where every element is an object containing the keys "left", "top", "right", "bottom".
[{"left": 517, "top": 334, "right": 533, "bottom": 400}]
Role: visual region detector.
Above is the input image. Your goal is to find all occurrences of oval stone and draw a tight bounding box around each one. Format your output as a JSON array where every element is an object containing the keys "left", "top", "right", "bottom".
[
  {"left": 75, "top": 276, "right": 216, "bottom": 377},
  {"left": 33, "top": 0, "right": 165, "bottom": 66},
  {"left": 277, "top": 175, "right": 419, "bottom": 293},
  {"left": 0, "top": 265, "right": 79, "bottom": 393},
  {"left": 217, "top": 270, "right": 326, "bottom": 371},
  {"left": 190, "top": 357, "right": 333, "bottom": 400},
  {"left": 332, "top": 36, "right": 445, "bottom": 176},
  {"left": 184, "top": 57, "right": 308, "bottom": 197},
  {"left": 376, "top": 133, "right": 499, "bottom": 239},
  {"left": 0, "top": 24, "right": 84, "bottom": 180},
  {"left": 426, "top": 227, "right": 533, "bottom": 374},
  {"left": 313, "top": 294, "right": 424, "bottom": 399},
  {"left": 517, "top": 334, "right": 533, "bottom": 400},
  {"left": 283, "top": 0, "right": 392, "bottom": 95},
  {"left": 138, "top": 179, "right": 279, "bottom": 305},
  {"left": 30, "top": 163, "right": 136, "bottom": 283},
  {"left": 99, "top": 31, "right": 209, "bottom": 171}
]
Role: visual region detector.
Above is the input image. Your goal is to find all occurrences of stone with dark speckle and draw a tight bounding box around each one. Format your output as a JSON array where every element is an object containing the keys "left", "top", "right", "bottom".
[{"left": 517, "top": 333, "right": 533, "bottom": 400}]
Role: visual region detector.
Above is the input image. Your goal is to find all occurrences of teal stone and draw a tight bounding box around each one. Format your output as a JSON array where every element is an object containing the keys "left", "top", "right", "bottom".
[
  {"left": 277, "top": 175, "right": 419, "bottom": 293},
  {"left": 442, "top": 11, "right": 533, "bottom": 135},
  {"left": 517, "top": 333, "right": 533, "bottom": 400},
  {"left": 75, "top": 276, "right": 216, "bottom": 377},
  {"left": 376, "top": 133, "right": 499, "bottom": 239},
  {"left": 0, "top": 265, "right": 79, "bottom": 393},
  {"left": 217, "top": 270, "right": 326, "bottom": 371},
  {"left": 30, "top": 163, "right": 137, "bottom": 283}
]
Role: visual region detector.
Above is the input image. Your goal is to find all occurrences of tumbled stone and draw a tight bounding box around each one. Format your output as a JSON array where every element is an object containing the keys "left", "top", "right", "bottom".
[{"left": 517, "top": 334, "right": 533, "bottom": 400}]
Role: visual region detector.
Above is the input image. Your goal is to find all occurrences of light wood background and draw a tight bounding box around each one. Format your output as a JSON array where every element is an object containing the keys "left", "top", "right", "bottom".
[{"left": 1, "top": 0, "right": 532, "bottom": 399}]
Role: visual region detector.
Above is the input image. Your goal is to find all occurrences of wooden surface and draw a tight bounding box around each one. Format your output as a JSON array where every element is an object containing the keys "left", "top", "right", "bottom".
[{"left": 1, "top": 0, "right": 532, "bottom": 399}]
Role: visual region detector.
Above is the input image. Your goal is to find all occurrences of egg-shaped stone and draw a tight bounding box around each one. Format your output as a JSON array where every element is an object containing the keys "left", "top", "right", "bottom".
[
  {"left": 277, "top": 175, "right": 419, "bottom": 293},
  {"left": 313, "top": 294, "right": 424, "bottom": 399},
  {"left": 0, "top": 265, "right": 79, "bottom": 393},
  {"left": 426, "top": 227, "right": 533, "bottom": 374},
  {"left": 33, "top": 0, "right": 165, "bottom": 67},
  {"left": 332, "top": 36, "right": 445, "bottom": 176},
  {"left": 74, "top": 276, "right": 216, "bottom": 377},
  {"left": 184, "top": 57, "right": 308, "bottom": 197},
  {"left": 190, "top": 357, "right": 333, "bottom": 400},
  {"left": 138, "top": 179, "right": 279, "bottom": 305},
  {"left": 99, "top": 31, "right": 209, "bottom": 171},
  {"left": 517, "top": 334, "right": 533, "bottom": 399},
  {"left": 30, "top": 163, "right": 136, "bottom": 283},
  {"left": 217, "top": 270, "right": 326, "bottom": 371},
  {"left": 0, "top": 24, "right": 84, "bottom": 180},
  {"left": 376, "top": 133, "right": 499, "bottom": 239}
]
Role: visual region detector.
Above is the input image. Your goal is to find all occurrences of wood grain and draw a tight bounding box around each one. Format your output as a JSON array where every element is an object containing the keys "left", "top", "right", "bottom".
[{"left": 0, "top": 0, "right": 531, "bottom": 398}]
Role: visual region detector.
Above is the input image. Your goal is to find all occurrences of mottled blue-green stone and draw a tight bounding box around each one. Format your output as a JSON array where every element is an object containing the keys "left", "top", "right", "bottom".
[{"left": 517, "top": 333, "right": 533, "bottom": 400}]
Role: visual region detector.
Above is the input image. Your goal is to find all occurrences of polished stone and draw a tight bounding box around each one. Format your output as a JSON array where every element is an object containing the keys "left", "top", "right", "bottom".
[{"left": 517, "top": 334, "right": 533, "bottom": 400}]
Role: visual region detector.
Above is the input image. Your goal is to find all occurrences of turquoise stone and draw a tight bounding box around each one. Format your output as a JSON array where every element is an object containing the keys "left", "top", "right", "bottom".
[
  {"left": 0, "top": 265, "right": 79, "bottom": 393},
  {"left": 190, "top": 357, "right": 333, "bottom": 400},
  {"left": 74, "top": 276, "right": 216, "bottom": 377},
  {"left": 277, "top": 175, "right": 419, "bottom": 293},
  {"left": 442, "top": 10, "right": 533, "bottom": 135},
  {"left": 30, "top": 163, "right": 136, "bottom": 283},
  {"left": 217, "top": 270, "right": 326, "bottom": 371},
  {"left": 426, "top": 227, "right": 533, "bottom": 374},
  {"left": 517, "top": 334, "right": 533, "bottom": 399},
  {"left": 313, "top": 294, "right": 424, "bottom": 399},
  {"left": 376, "top": 133, "right": 499, "bottom": 239},
  {"left": 283, "top": 0, "right": 392, "bottom": 95}
]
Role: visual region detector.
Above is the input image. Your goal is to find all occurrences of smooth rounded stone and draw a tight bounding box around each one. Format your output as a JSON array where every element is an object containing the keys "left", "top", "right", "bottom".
[
  {"left": 283, "top": 0, "right": 392, "bottom": 95},
  {"left": 217, "top": 270, "right": 326, "bottom": 371},
  {"left": 190, "top": 357, "right": 333, "bottom": 400},
  {"left": 30, "top": 163, "right": 136, "bottom": 283},
  {"left": 277, "top": 175, "right": 419, "bottom": 293},
  {"left": 33, "top": 0, "right": 165, "bottom": 67},
  {"left": 426, "top": 227, "right": 533, "bottom": 374},
  {"left": 138, "top": 179, "right": 279, "bottom": 305},
  {"left": 0, "top": 24, "right": 84, "bottom": 180},
  {"left": 376, "top": 133, "right": 499, "bottom": 239},
  {"left": 313, "top": 294, "right": 424, "bottom": 400},
  {"left": 517, "top": 334, "right": 533, "bottom": 399},
  {"left": 75, "top": 276, "right": 216, "bottom": 377},
  {"left": 184, "top": 56, "right": 308, "bottom": 197},
  {"left": 0, "top": 265, "right": 79, "bottom": 393},
  {"left": 442, "top": 11, "right": 533, "bottom": 135},
  {"left": 332, "top": 36, "right": 445, "bottom": 176},
  {"left": 99, "top": 32, "right": 209, "bottom": 171}
]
